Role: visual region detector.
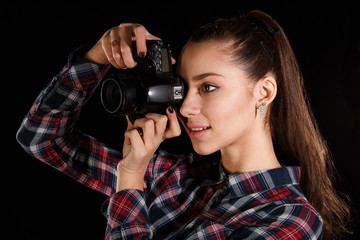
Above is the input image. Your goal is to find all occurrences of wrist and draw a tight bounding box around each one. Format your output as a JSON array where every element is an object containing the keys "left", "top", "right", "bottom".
[
  {"left": 83, "top": 41, "right": 109, "bottom": 65},
  {"left": 116, "top": 163, "right": 146, "bottom": 192}
]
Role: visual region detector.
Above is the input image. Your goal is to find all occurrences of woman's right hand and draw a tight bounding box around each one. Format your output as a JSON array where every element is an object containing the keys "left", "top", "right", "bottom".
[{"left": 83, "top": 23, "right": 161, "bottom": 69}]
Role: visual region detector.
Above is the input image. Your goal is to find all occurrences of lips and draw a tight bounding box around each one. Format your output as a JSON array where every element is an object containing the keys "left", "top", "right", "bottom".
[
  {"left": 189, "top": 127, "right": 210, "bottom": 132},
  {"left": 186, "top": 124, "right": 211, "bottom": 139}
]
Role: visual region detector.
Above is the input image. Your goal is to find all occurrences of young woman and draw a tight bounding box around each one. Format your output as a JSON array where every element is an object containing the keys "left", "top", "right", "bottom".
[{"left": 17, "top": 10, "right": 350, "bottom": 239}]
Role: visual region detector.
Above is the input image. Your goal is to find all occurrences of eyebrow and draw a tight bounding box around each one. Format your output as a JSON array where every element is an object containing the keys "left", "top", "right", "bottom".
[{"left": 192, "top": 72, "right": 225, "bottom": 81}]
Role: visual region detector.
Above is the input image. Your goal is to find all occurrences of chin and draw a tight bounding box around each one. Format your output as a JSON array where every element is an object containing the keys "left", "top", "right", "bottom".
[{"left": 192, "top": 142, "right": 219, "bottom": 156}]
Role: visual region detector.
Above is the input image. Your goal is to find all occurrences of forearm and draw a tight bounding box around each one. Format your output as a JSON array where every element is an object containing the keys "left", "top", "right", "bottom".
[
  {"left": 16, "top": 47, "right": 118, "bottom": 195},
  {"left": 17, "top": 47, "right": 110, "bottom": 152}
]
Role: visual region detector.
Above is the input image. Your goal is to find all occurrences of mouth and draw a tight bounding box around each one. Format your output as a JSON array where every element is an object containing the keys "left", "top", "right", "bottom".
[
  {"left": 189, "top": 126, "right": 211, "bottom": 132},
  {"left": 186, "top": 124, "right": 211, "bottom": 139}
]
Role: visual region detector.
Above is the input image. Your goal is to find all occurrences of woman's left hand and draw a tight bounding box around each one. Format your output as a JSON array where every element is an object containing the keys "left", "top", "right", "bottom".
[{"left": 116, "top": 107, "right": 181, "bottom": 191}]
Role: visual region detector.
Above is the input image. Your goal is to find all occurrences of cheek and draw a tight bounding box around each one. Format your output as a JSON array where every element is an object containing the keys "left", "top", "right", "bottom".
[
  {"left": 205, "top": 90, "right": 254, "bottom": 126},
  {"left": 190, "top": 89, "right": 255, "bottom": 155}
]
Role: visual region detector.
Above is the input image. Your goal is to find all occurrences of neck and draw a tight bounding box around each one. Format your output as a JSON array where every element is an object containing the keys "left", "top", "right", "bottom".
[{"left": 221, "top": 124, "right": 281, "bottom": 174}]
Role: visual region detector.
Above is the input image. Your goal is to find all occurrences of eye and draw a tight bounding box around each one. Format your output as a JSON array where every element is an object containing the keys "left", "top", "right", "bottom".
[{"left": 201, "top": 84, "right": 218, "bottom": 93}]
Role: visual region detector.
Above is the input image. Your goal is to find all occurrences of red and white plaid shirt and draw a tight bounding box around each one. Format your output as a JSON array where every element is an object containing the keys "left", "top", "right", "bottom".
[{"left": 17, "top": 48, "right": 323, "bottom": 239}]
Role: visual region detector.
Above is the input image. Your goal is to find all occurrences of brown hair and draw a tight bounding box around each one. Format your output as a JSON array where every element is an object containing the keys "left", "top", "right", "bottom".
[{"left": 187, "top": 10, "right": 351, "bottom": 239}]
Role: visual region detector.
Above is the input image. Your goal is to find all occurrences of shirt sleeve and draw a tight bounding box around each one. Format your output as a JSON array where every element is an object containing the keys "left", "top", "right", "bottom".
[
  {"left": 103, "top": 190, "right": 152, "bottom": 240},
  {"left": 101, "top": 150, "right": 176, "bottom": 240},
  {"left": 16, "top": 46, "right": 120, "bottom": 196}
]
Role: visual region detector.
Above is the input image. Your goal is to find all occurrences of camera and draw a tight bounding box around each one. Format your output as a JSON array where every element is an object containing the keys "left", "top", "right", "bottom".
[{"left": 100, "top": 40, "right": 185, "bottom": 123}]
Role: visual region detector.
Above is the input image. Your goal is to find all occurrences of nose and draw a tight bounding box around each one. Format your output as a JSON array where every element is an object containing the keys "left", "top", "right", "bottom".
[{"left": 179, "top": 91, "right": 201, "bottom": 117}]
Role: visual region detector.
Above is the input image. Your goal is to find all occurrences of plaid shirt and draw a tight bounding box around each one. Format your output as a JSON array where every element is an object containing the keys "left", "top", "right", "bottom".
[{"left": 17, "top": 48, "right": 323, "bottom": 239}]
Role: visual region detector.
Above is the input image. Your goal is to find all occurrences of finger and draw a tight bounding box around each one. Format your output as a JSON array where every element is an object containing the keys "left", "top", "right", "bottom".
[
  {"left": 133, "top": 24, "right": 147, "bottom": 57},
  {"left": 126, "top": 115, "right": 134, "bottom": 130},
  {"left": 124, "top": 128, "right": 145, "bottom": 151},
  {"left": 164, "top": 107, "right": 181, "bottom": 139},
  {"left": 101, "top": 37, "right": 121, "bottom": 69},
  {"left": 145, "top": 113, "right": 168, "bottom": 140},
  {"left": 133, "top": 118, "right": 155, "bottom": 146},
  {"left": 122, "top": 116, "right": 134, "bottom": 157},
  {"left": 108, "top": 28, "right": 123, "bottom": 66},
  {"left": 111, "top": 40, "right": 127, "bottom": 69},
  {"left": 171, "top": 56, "right": 176, "bottom": 65},
  {"left": 145, "top": 32, "right": 162, "bottom": 41},
  {"left": 120, "top": 25, "right": 137, "bottom": 68},
  {"left": 120, "top": 39, "right": 137, "bottom": 68}
]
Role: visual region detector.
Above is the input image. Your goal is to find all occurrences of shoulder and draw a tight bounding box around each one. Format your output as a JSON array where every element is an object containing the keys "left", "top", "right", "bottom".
[
  {"left": 267, "top": 202, "right": 323, "bottom": 238},
  {"left": 228, "top": 196, "right": 324, "bottom": 239}
]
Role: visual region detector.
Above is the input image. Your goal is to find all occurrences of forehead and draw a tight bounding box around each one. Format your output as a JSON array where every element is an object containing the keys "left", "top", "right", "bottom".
[
  {"left": 178, "top": 41, "right": 246, "bottom": 81},
  {"left": 179, "top": 41, "right": 228, "bottom": 71}
]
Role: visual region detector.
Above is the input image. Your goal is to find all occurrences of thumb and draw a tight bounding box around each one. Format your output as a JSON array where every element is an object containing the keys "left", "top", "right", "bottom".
[
  {"left": 123, "top": 116, "right": 133, "bottom": 157},
  {"left": 126, "top": 115, "right": 134, "bottom": 130}
]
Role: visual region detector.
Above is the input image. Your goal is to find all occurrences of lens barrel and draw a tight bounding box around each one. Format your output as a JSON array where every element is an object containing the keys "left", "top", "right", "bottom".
[
  {"left": 100, "top": 78, "right": 124, "bottom": 115},
  {"left": 100, "top": 74, "right": 142, "bottom": 117}
]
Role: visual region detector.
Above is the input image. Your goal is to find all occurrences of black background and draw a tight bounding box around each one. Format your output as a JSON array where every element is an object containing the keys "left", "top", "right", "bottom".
[{"left": 6, "top": 1, "right": 359, "bottom": 239}]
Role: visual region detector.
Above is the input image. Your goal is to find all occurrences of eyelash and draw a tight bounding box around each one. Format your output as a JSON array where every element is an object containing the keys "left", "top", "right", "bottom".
[{"left": 200, "top": 83, "right": 218, "bottom": 93}]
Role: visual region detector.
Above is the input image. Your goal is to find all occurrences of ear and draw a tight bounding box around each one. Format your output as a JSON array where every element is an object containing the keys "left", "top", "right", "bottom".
[{"left": 253, "top": 74, "right": 277, "bottom": 105}]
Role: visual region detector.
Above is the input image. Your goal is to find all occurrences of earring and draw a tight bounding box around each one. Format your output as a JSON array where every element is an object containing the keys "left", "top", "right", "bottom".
[{"left": 257, "top": 102, "right": 266, "bottom": 117}]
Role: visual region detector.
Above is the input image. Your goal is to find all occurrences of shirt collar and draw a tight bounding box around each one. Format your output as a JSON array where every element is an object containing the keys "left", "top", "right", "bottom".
[
  {"left": 192, "top": 153, "right": 301, "bottom": 197},
  {"left": 225, "top": 166, "right": 301, "bottom": 198}
]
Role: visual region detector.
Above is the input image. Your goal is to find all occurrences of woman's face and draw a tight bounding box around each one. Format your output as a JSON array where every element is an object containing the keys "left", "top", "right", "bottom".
[{"left": 178, "top": 41, "right": 258, "bottom": 156}]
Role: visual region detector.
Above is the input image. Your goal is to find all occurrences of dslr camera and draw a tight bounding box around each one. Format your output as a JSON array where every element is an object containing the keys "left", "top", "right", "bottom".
[{"left": 100, "top": 40, "right": 185, "bottom": 123}]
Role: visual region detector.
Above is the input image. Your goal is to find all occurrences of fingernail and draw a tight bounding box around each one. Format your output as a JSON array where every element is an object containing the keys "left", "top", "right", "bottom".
[
  {"left": 139, "top": 51, "right": 145, "bottom": 59},
  {"left": 168, "top": 106, "right": 174, "bottom": 114}
]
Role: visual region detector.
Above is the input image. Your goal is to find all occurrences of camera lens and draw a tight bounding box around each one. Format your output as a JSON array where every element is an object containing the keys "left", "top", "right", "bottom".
[{"left": 101, "top": 78, "right": 124, "bottom": 114}]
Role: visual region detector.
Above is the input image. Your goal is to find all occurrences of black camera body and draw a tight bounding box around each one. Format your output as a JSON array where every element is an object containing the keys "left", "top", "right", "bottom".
[{"left": 100, "top": 40, "right": 185, "bottom": 123}]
